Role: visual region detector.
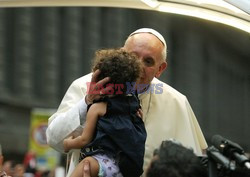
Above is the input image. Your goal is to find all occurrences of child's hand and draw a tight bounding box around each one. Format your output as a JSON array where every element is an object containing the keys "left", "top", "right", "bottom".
[
  {"left": 137, "top": 108, "right": 143, "bottom": 120},
  {"left": 63, "top": 136, "right": 73, "bottom": 153}
]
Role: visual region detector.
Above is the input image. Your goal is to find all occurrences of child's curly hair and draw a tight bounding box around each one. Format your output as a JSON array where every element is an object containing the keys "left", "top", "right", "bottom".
[{"left": 92, "top": 48, "right": 142, "bottom": 94}]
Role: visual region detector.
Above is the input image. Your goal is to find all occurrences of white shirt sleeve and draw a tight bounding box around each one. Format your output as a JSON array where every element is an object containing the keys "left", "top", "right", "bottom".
[{"left": 46, "top": 76, "right": 89, "bottom": 153}]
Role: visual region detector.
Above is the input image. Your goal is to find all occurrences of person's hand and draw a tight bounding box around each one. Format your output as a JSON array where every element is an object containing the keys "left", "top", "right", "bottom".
[
  {"left": 85, "top": 70, "right": 111, "bottom": 105},
  {"left": 137, "top": 109, "right": 143, "bottom": 120},
  {"left": 63, "top": 136, "right": 73, "bottom": 153},
  {"left": 83, "top": 160, "right": 91, "bottom": 177}
]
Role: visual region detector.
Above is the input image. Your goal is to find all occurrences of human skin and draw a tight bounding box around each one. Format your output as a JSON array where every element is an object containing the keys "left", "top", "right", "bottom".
[
  {"left": 85, "top": 33, "right": 167, "bottom": 104},
  {"left": 123, "top": 33, "right": 167, "bottom": 86}
]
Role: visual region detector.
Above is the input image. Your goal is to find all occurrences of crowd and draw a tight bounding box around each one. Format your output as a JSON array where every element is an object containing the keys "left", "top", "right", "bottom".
[
  {"left": 1, "top": 140, "right": 208, "bottom": 177},
  {"left": 0, "top": 151, "right": 56, "bottom": 177}
]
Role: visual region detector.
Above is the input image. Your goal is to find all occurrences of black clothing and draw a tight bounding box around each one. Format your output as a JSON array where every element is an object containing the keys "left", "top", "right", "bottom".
[{"left": 80, "top": 94, "right": 147, "bottom": 177}]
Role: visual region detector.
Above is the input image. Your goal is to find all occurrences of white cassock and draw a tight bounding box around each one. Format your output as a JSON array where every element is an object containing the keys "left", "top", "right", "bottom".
[{"left": 46, "top": 73, "right": 207, "bottom": 176}]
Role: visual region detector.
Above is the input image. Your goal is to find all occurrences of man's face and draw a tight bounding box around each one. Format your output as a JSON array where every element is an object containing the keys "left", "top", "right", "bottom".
[{"left": 123, "top": 33, "right": 167, "bottom": 85}]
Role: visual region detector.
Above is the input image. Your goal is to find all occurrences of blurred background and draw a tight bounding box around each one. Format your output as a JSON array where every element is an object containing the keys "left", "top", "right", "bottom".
[{"left": 0, "top": 4, "right": 249, "bottom": 176}]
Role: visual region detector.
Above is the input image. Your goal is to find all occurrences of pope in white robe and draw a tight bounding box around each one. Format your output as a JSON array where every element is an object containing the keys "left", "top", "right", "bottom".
[{"left": 46, "top": 28, "right": 207, "bottom": 176}]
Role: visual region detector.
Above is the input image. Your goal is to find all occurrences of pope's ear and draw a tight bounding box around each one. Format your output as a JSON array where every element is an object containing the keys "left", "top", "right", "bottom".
[{"left": 155, "top": 62, "right": 167, "bottom": 78}]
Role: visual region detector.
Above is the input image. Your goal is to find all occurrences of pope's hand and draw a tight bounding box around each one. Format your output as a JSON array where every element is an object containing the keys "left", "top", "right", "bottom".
[{"left": 85, "top": 69, "right": 111, "bottom": 105}]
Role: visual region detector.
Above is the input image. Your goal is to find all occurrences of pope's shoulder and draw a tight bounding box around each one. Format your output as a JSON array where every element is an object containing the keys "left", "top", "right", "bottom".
[
  {"left": 151, "top": 77, "right": 187, "bottom": 102},
  {"left": 70, "top": 73, "right": 92, "bottom": 88}
]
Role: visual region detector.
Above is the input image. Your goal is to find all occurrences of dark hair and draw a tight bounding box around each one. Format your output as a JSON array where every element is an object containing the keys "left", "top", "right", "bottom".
[
  {"left": 147, "top": 141, "right": 207, "bottom": 177},
  {"left": 92, "top": 48, "right": 142, "bottom": 94}
]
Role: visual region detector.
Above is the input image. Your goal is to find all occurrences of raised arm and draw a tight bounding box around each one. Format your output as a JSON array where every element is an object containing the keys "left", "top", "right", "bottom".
[{"left": 63, "top": 102, "right": 107, "bottom": 152}]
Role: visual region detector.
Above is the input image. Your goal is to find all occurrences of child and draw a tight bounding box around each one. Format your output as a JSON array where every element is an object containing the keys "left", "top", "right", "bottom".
[{"left": 63, "top": 49, "right": 147, "bottom": 177}]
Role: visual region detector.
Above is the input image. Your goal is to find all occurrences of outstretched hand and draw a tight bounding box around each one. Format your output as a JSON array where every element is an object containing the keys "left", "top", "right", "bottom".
[{"left": 85, "top": 70, "right": 112, "bottom": 105}]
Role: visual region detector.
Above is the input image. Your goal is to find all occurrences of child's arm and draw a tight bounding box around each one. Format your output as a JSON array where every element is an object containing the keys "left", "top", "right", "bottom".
[{"left": 63, "top": 102, "right": 107, "bottom": 152}]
